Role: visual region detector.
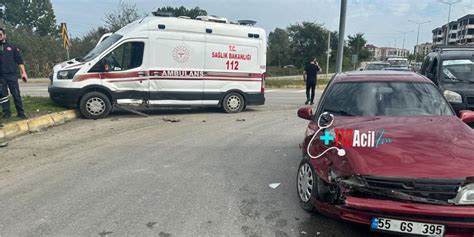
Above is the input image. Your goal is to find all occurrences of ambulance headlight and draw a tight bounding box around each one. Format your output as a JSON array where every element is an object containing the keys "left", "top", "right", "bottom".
[
  {"left": 450, "top": 183, "right": 474, "bottom": 205},
  {"left": 443, "top": 90, "right": 462, "bottom": 103},
  {"left": 57, "top": 69, "right": 79, "bottom": 80}
]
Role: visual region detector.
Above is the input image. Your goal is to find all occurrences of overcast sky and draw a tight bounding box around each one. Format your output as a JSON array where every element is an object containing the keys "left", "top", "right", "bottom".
[{"left": 51, "top": 0, "right": 474, "bottom": 52}]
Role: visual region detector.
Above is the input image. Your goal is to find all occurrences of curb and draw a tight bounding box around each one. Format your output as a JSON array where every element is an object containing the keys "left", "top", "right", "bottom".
[{"left": 0, "top": 110, "right": 79, "bottom": 140}]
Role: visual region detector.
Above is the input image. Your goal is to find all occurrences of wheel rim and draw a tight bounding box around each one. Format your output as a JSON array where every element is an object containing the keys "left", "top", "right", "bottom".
[
  {"left": 298, "top": 163, "right": 314, "bottom": 202},
  {"left": 226, "top": 95, "right": 241, "bottom": 111},
  {"left": 86, "top": 97, "right": 106, "bottom": 115}
]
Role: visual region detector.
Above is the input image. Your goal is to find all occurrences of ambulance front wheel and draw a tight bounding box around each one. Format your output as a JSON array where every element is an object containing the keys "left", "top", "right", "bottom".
[
  {"left": 222, "top": 92, "right": 245, "bottom": 113},
  {"left": 79, "top": 91, "right": 112, "bottom": 119}
]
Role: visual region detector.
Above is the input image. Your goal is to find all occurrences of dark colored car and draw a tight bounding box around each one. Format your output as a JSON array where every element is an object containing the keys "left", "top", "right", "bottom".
[
  {"left": 297, "top": 71, "right": 474, "bottom": 237},
  {"left": 421, "top": 46, "right": 474, "bottom": 115}
]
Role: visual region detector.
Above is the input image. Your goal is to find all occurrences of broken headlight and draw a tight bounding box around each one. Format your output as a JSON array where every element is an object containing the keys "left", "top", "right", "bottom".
[{"left": 450, "top": 183, "right": 474, "bottom": 205}]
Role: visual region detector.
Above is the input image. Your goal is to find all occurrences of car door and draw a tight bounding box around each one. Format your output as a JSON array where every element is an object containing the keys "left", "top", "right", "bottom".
[{"left": 90, "top": 40, "right": 149, "bottom": 103}]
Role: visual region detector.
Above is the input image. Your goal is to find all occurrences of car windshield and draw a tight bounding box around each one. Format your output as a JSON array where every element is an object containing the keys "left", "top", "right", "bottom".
[
  {"left": 81, "top": 34, "right": 123, "bottom": 62},
  {"left": 365, "top": 64, "right": 388, "bottom": 70},
  {"left": 321, "top": 82, "right": 453, "bottom": 116},
  {"left": 442, "top": 59, "right": 474, "bottom": 82}
]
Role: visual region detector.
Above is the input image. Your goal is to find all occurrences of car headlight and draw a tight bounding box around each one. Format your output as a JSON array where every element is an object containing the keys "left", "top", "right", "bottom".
[
  {"left": 57, "top": 69, "right": 79, "bottom": 80},
  {"left": 443, "top": 90, "right": 462, "bottom": 103},
  {"left": 449, "top": 183, "right": 474, "bottom": 205}
]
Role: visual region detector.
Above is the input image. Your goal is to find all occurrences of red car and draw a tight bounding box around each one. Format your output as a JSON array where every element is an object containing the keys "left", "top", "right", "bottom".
[{"left": 297, "top": 71, "right": 474, "bottom": 237}]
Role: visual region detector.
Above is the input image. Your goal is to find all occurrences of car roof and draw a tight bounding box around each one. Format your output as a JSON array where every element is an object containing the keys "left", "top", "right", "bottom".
[
  {"left": 333, "top": 71, "right": 431, "bottom": 83},
  {"left": 428, "top": 48, "right": 474, "bottom": 60},
  {"left": 366, "top": 61, "right": 389, "bottom": 64}
]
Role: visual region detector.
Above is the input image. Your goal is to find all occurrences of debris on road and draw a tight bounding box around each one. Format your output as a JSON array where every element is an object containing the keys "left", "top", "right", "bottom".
[
  {"left": 0, "top": 142, "right": 8, "bottom": 148},
  {"left": 269, "top": 183, "right": 281, "bottom": 189},
  {"left": 146, "top": 222, "right": 157, "bottom": 229},
  {"left": 236, "top": 118, "right": 246, "bottom": 122},
  {"left": 163, "top": 118, "right": 181, "bottom": 123}
]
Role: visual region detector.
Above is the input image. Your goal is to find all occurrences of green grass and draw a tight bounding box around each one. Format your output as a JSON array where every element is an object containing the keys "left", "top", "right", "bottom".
[
  {"left": 266, "top": 79, "right": 329, "bottom": 89},
  {"left": 1, "top": 96, "right": 66, "bottom": 124}
]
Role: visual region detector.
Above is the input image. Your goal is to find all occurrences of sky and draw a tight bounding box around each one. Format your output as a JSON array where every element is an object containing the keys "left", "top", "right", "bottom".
[{"left": 51, "top": 0, "right": 474, "bottom": 52}]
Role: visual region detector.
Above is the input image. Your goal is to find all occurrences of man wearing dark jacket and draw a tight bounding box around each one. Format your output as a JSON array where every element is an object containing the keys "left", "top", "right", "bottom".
[
  {"left": 0, "top": 28, "right": 28, "bottom": 119},
  {"left": 303, "top": 58, "right": 321, "bottom": 105}
]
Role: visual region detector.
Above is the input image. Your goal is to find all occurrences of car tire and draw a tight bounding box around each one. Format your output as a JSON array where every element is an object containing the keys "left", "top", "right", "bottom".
[
  {"left": 222, "top": 92, "right": 245, "bottom": 113},
  {"left": 79, "top": 91, "right": 112, "bottom": 119},
  {"left": 297, "top": 159, "right": 316, "bottom": 212}
]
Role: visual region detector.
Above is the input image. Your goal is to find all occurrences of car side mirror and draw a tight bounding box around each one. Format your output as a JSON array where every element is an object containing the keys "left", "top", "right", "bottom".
[
  {"left": 459, "top": 110, "right": 474, "bottom": 125},
  {"left": 297, "top": 107, "right": 313, "bottom": 120}
]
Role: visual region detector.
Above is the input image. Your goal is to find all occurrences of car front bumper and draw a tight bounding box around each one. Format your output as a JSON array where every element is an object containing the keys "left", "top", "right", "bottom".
[
  {"left": 314, "top": 196, "right": 474, "bottom": 236},
  {"left": 48, "top": 86, "right": 81, "bottom": 108}
]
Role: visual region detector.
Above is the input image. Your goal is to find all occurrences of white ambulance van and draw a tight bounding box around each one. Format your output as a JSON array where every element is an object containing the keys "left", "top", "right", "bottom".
[{"left": 48, "top": 14, "right": 266, "bottom": 119}]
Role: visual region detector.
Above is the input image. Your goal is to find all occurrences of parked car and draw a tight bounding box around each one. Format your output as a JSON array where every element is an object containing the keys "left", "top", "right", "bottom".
[
  {"left": 382, "top": 66, "right": 411, "bottom": 71},
  {"left": 362, "top": 62, "right": 390, "bottom": 71},
  {"left": 420, "top": 46, "right": 474, "bottom": 115},
  {"left": 297, "top": 71, "right": 474, "bottom": 236}
]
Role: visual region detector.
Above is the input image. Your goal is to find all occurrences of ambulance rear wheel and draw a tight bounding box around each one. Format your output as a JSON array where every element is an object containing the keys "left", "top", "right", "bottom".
[
  {"left": 79, "top": 91, "right": 112, "bottom": 119},
  {"left": 222, "top": 92, "right": 245, "bottom": 113}
]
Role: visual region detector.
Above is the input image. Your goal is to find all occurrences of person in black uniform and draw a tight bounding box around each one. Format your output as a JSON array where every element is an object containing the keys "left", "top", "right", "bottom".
[
  {"left": 303, "top": 57, "right": 321, "bottom": 105},
  {"left": 0, "top": 28, "right": 28, "bottom": 119}
]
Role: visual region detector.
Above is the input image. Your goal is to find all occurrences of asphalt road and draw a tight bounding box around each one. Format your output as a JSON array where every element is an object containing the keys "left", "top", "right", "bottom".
[{"left": 1, "top": 84, "right": 392, "bottom": 236}]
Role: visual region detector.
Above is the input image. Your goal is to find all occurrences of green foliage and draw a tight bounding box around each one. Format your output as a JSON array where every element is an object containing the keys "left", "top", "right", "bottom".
[
  {"left": 104, "top": 2, "right": 141, "bottom": 32},
  {"left": 267, "top": 28, "right": 290, "bottom": 67},
  {"left": 1, "top": 0, "right": 57, "bottom": 36},
  {"left": 155, "top": 6, "right": 207, "bottom": 18}
]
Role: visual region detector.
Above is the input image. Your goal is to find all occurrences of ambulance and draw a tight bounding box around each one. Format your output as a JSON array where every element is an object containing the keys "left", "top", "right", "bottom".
[{"left": 48, "top": 14, "right": 267, "bottom": 119}]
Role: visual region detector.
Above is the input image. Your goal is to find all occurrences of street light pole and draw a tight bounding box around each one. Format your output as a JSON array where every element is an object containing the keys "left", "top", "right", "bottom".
[
  {"left": 326, "top": 32, "right": 331, "bottom": 80},
  {"left": 408, "top": 20, "right": 431, "bottom": 63},
  {"left": 335, "top": 0, "right": 347, "bottom": 73},
  {"left": 440, "top": 0, "right": 462, "bottom": 45}
]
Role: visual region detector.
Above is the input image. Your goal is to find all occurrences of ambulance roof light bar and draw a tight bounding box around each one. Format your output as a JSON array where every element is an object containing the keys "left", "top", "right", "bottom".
[
  {"left": 152, "top": 11, "right": 174, "bottom": 17},
  {"left": 196, "top": 15, "right": 229, "bottom": 24},
  {"left": 237, "top": 20, "right": 257, "bottom": 26}
]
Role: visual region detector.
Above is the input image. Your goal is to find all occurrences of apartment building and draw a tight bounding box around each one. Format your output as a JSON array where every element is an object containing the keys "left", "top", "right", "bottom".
[
  {"left": 432, "top": 14, "right": 474, "bottom": 45},
  {"left": 365, "top": 44, "right": 409, "bottom": 61},
  {"left": 414, "top": 42, "right": 433, "bottom": 56}
]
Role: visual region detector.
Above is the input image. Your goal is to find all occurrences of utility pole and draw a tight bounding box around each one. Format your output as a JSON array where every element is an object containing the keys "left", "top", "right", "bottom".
[
  {"left": 440, "top": 0, "right": 462, "bottom": 45},
  {"left": 326, "top": 32, "right": 331, "bottom": 79},
  {"left": 408, "top": 20, "right": 431, "bottom": 63},
  {"left": 336, "top": 0, "right": 347, "bottom": 73}
]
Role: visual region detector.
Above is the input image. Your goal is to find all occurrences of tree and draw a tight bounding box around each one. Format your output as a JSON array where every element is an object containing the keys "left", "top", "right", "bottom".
[
  {"left": 287, "top": 22, "right": 337, "bottom": 69},
  {"left": 1, "top": 0, "right": 57, "bottom": 36},
  {"left": 69, "top": 27, "right": 109, "bottom": 59},
  {"left": 104, "top": 1, "right": 140, "bottom": 32},
  {"left": 347, "top": 33, "right": 372, "bottom": 64},
  {"left": 155, "top": 6, "right": 207, "bottom": 18},
  {"left": 267, "top": 28, "right": 290, "bottom": 67}
]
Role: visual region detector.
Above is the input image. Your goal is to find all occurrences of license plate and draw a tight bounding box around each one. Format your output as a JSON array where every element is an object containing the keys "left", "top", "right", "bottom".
[{"left": 371, "top": 217, "right": 445, "bottom": 236}]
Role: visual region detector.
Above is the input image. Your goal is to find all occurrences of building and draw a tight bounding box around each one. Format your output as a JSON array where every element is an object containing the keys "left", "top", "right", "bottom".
[
  {"left": 432, "top": 27, "right": 444, "bottom": 45},
  {"left": 365, "top": 44, "right": 409, "bottom": 61},
  {"left": 457, "top": 14, "right": 474, "bottom": 44},
  {"left": 432, "top": 14, "right": 474, "bottom": 45},
  {"left": 414, "top": 42, "right": 433, "bottom": 56}
]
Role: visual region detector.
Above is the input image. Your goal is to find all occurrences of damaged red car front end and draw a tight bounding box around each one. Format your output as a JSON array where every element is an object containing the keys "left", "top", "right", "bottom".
[{"left": 296, "top": 72, "right": 474, "bottom": 236}]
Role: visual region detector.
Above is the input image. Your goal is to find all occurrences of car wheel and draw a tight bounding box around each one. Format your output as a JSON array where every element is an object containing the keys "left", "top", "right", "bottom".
[
  {"left": 222, "top": 92, "right": 245, "bottom": 113},
  {"left": 79, "top": 91, "right": 112, "bottom": 119},
  {"left": 297, "top": 159, "right": 316, "bottom": 212}
]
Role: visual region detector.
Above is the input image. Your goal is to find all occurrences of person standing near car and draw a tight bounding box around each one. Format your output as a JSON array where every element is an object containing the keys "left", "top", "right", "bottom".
[
  {"left": 0, "top": 28, "right": 28, "bottom": 119},
  {"left": 303, "top": 57, "right": 321, "bottom": 105}
]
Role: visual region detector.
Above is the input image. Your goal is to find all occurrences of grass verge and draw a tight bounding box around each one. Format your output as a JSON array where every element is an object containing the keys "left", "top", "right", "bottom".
[{"left": 1, "top": 96, "right": 66, "bottom": 124}]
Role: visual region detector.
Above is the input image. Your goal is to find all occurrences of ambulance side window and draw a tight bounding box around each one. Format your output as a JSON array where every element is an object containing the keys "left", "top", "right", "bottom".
[{"left": 90, "top": 41, "right": 144, "bottom": 72}]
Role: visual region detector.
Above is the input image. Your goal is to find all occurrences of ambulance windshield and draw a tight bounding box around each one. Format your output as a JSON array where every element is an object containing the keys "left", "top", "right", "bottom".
[{"left": 82, "top": 34, "right": 123, "bottom": 62}]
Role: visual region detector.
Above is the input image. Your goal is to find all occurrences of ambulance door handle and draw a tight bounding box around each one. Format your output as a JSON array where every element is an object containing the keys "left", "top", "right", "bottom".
[{"left": 137, "top": 71, "right": 147, "bottom": 77}]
